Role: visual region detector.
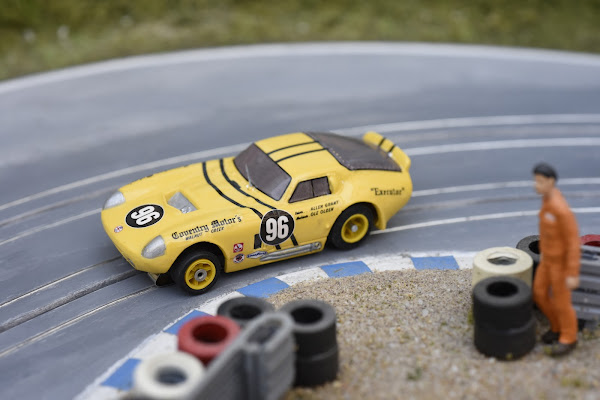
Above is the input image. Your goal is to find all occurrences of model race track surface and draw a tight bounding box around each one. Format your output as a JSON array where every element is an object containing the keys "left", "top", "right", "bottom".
[{"left": 0, "top": 43, "right": 599, "bottom": 399}]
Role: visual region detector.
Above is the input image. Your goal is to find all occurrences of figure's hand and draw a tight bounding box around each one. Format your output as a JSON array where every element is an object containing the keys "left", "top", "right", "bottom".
[{"left": 566, "top": 276, "right": 580, "bottom": 290}]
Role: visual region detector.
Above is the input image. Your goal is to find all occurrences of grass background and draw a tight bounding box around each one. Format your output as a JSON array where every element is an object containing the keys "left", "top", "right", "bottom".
[{"left": 1, "top": 0, "right": 600, "bottom": 81}]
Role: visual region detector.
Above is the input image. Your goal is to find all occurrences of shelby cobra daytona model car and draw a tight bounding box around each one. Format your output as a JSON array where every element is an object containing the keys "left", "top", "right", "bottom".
[{"left": 101, "top": 131, "right": 412, "bottom": 294}]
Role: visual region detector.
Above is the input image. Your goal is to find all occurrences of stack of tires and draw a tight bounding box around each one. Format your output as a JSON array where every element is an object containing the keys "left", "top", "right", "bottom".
[
  {"left": 472, "top": 276, "right": 536, "bottom": 360},
  {"left": 280, "top": 300, "right": 339, "bottom": 387},
  {"left": 472, "top": 247, "right": 533, "bottom": 287}
]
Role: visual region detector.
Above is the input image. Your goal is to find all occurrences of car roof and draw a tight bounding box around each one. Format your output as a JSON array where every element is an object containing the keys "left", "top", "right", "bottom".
[
  {"left": 254, "top": 132, "right": 400, "bottom": 180},
  {"left": 254, "top": 132, "right": 342, "bottom": 179}
]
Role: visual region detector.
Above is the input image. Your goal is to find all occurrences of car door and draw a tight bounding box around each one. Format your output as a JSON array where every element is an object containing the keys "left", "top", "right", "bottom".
[{"left": 285, "top": 176, "right": 341, "bottom": 245}]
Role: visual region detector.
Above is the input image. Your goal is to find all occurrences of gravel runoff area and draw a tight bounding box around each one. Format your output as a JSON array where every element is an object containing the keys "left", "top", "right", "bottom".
[{"left": 268, "top": 269, "right": 600, "bottom": 400}]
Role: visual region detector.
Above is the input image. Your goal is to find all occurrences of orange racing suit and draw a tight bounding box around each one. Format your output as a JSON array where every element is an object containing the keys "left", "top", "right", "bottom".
[{"left": 532, "top": 187, "right": 580, "bottom": 344}]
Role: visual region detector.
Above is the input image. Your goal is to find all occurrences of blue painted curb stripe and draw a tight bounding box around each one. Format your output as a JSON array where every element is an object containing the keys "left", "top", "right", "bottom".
[
  {"left": 411, "top": 256, "right": 459, "bottom": 270},
  {"left": 321, "top": 261, "right": 372, "bottom": 278},
  {"left": 102, "top": 358, "right": 141, "bottom": 391},
  {"left": 237, "top": 277, "right": 290, "bottom": 298},
  {"left": 164, "top": 309, "right": 210, "bottom": 335}
]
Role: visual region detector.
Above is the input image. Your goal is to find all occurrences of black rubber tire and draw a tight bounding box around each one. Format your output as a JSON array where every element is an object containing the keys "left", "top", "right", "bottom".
[
  {"left": 170, "top": 250, "right": 221, "bottom": 295},
  {"left": 280, "top": 299, "right": 337, "bottom": 357},
  {"left": 327, "top": 204, "right": 374, "bottom": 250},
  {"left": 217, "top": 297, "right": 275, "bottom": 328},
  {"left": 294, "top": 345, "right": 339, "bottom": 387},
  {"left": 474, "top": 317, "right": 536, "bottom": 360},
  {"left": 516, "top": 235, "right": 540, "bottom": 274},
  {"left": 472, "top": 276, "right": 533, "bottom": 329}
]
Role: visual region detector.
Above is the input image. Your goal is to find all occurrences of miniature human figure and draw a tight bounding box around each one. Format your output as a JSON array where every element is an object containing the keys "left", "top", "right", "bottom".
[{"left": 532, "top": 163, "right": 580, "bottom": 356}]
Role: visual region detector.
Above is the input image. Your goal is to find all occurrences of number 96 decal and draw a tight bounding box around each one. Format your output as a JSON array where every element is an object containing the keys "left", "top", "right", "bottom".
[
  {"left": 260, "top": 210, "right": 295, "bottom": 246},
  {"left": 126, "top": 204, "right": 164, "bottom": 228}
]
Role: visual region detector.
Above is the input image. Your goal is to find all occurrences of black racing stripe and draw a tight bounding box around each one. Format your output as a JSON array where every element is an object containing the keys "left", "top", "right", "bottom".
[
  {"left": 267, "top": 140, "right": 316, "bottom": 155},
  {"left": 378, "top": 136, "right": 386, "bottom": 147},
  {"left": 219, "top": 159, "right": 300, "bottom": 247},
  {"left": 202, "top": 162, "right": 263, "bottom": 219},
  {"left": 275, "top": 148, "right": 328, "bottom": 164},
  {"left": 220, "top": 159, "right": 275, "bottom": 210}
]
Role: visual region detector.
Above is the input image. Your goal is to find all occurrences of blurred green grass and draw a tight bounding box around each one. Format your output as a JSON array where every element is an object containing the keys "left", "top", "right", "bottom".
[{"left": 1, "top": 0, "right": 599, "bottom": 81}]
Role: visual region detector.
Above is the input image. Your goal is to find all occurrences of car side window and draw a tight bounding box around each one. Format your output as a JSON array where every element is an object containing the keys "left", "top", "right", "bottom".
[
  {"left": 312, "top": 177, "right": 331, "bottom": 197},
  {"left": 289, "top": 177, "right": 331, "bottom": 203}
]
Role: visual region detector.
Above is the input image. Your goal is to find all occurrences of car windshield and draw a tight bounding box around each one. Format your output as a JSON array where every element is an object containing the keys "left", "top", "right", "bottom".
[{"left": 234, "top": 144, "right": 291, "bottom": 200}]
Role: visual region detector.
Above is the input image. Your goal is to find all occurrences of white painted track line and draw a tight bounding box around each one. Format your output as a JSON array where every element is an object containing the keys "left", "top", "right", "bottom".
[
  {"left": 2, "top": 43, "right": 600, "bottom": 95},
  {"left": 1, "top": 115, "right": 599, "bottom": 213},
  {"left": 373, "top": 208, "right": 600, "bottom": 235}
]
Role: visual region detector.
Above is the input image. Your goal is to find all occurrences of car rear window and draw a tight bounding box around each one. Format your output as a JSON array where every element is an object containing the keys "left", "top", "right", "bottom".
[
  {"left": 307, "top": 132, "right": 401, "bottom": 172},
  {"left": 234, "top": 144, "right": 291, "bottom": 200}
]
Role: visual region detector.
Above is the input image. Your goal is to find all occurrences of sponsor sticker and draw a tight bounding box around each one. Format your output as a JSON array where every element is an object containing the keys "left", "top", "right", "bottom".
[
  {"left": 233, "top": 243, "right": 244, "bottom": 253},
  {"left": 248, "top": 251, "right": 267, "bottom": 259},
  {"left": 126, "top": 204, "right": 164, "bottom": 228},
  {"left": 114, "top": 225, "right": 123, "bottom": 233},
  {"left": 233, "top": 254, "right": 245, "bottom": 263},
  {"left": 260, "top": 210, "right": 295, "bottom": 246},
  {"left": 370, "top": 187, "right": 405, "bottom": 196}
]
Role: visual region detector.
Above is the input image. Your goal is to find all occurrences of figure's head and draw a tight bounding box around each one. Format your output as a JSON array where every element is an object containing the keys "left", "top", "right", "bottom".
[{"left": 533, "top": 163, "right": 558, "bottom": 196}]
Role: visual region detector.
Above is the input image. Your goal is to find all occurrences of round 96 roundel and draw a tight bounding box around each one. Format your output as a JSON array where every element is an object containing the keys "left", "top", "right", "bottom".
[
  {"left": 260, "top": 209, "right": 295, "bottom": 246},
  {"left": 126, "top": 204, "right": 164, "bottom": 228}
]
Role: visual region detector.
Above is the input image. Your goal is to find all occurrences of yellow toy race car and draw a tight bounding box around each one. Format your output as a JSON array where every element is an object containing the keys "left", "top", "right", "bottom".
[{"left": 101, "top": 131, "right": 412, "bottom": 294}]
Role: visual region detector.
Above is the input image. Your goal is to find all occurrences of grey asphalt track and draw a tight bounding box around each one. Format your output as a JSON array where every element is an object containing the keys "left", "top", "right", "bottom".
[{"left": 0, "top": 42, "right": 599, "bottom": 399}]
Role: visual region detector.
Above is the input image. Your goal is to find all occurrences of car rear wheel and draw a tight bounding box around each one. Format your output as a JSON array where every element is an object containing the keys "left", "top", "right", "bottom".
[
  {"left": 328, "top": 204, "right": 374, "bottom": 250},
  {"left": 171, "top": 251, "right": 221, "bottom": 295}
]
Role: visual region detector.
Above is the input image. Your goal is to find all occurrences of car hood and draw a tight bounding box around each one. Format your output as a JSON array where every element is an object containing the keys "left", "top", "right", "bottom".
[{"left": 101, "top": 158, "right": 254, "bottom": 246}]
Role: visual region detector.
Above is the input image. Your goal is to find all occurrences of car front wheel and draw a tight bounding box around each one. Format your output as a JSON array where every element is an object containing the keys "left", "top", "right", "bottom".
[
  {"left": 171, "top": 251, "right": 221, "bottom": 295},
  {"left": 328, "top": 204, "right": 374, "bottom": 250}
]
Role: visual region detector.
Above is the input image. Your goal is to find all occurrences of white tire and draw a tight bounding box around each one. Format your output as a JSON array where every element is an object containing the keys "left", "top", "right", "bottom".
[
  {"left": 472, "top": 247, "right": 533, "bottom": 288},
  {"left": 132, "top": 351, "right": 205, "bottom": 400}
]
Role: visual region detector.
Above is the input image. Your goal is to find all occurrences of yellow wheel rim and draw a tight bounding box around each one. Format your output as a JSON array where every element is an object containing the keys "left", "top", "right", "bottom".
[
  {"left": 185, "top": 259, "right": 216, "bottom": 290},
  {"left": 341, "top": 213, "right": 369, "bottom": 244}
]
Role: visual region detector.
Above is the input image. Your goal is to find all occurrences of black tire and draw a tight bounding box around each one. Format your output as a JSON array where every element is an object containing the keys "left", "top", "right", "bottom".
[
  {"left": 474, "top": 317, "right": 536, "bottom": 360},
  {"left": 170, "top": 251, "right": 221, "bottom": 295},
  {"left": 217, "top": 297, "right": 275, "bottom": 328},
  {"left": 328, "top": 204, "right": 374, "bottom": 250},
  {"left": 472, "top": 276, "right": 532, "bottom": 329},
  {"left": 516, "top": 235, "right": 540, "bottom": 273},
  {"left": 280, "top": 299, "right": 337, "bottom": 357},
  {"left": 294, "top": 345, "right": 339, "bottom": 387}
]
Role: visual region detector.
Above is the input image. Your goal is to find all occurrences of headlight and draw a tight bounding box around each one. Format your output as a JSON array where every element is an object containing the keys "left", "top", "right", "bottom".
[
  {"left": 142, "top": 236, "right": 167, "bottom": 258},
  {"left": 142, "top": 236, "right": 166, "bottom": 259},
  {"left": 103, "top": 191, "right": 125, "bottom": 210}
]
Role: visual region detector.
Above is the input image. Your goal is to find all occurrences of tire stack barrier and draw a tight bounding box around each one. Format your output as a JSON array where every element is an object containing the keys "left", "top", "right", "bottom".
[
  {"left": 572, "top": 244, "right": 600, "bottom": 325},
  {"left": 131, "top": 351, "right": 205, "bottom": 400},
  {"left": 178, "top": 315, "right": 241, "bottom": 365},
  {"left": 516, "top": 235, "right": 541, "bottom": 276},
  {"left": 280, "top": 299, "right": 339, "bottom": 387},
  {"left": 472, "top": 276, "right": 536, "bottom": 360},
  {"left": 581, "top": 234, "right": 600, "bottom": 248},
  {"left": 472, "top": 247, "right": 533, "bottom": 288},
  {"left": 187, "top": 312, "right": 296, "bottom": 400},
  {"left": 217, "top": 297, "right": 275, "bottom": 328}
]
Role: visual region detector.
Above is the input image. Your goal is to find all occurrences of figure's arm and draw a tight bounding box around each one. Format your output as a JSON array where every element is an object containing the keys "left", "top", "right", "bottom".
[{"left": 559, "top": 205, "right": 581, "bottom": 282}]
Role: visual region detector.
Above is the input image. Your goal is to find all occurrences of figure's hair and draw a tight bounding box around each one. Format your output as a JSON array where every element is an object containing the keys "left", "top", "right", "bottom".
[{"left": 533, "top": 163, "right": 558, "bottom": 181}]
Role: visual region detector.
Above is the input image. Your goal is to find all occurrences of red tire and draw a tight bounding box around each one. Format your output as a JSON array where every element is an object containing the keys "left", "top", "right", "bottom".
[
  {"left": 581, "top": 234, "right": 600, "bottom": 248},
  {"left": 178, "top": 315, "right": 240, "bottom": 365}
]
